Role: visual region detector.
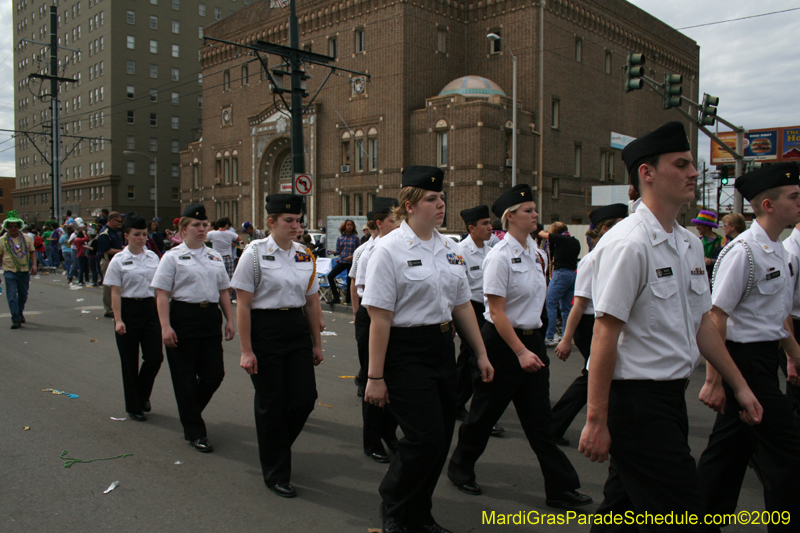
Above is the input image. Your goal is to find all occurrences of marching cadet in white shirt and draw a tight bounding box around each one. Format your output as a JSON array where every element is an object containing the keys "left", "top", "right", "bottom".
[
  {"left": 697, "top": 162, "right": 800, "bottom": 529},
  {"left": 448, "top": 184, "right": 591, "bottom": 509},
  {"left": 353, "top": 198, "right": 400, "bottom": 464},
  {"left": 580, "top": 122, "right": 762, "bottom": 532},
  {"left": 104, "top": 212, "right": 162, "bottom": 422},
  {"left": 151, "top": 204, "right": 235, "bottom": 454},
  {"left": 362, "top": 165, "right": 493, "bottom": 533},
  {"left": 349, "top": 220, "right": 379, "bottom": 396},
  {"left": 230, "top": 194, "right": 323, "bottom": 499},
  {"left": 550, "top": 203, "right": 627, "bottom": 446},
  {"left": 781, "top": 219, "right": 800, "bottom": 406}
]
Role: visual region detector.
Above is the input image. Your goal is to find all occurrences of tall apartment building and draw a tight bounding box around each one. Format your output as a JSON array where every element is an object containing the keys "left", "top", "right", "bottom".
[{"left": 12, "top": 0, "right": 252, "bottom": 225}]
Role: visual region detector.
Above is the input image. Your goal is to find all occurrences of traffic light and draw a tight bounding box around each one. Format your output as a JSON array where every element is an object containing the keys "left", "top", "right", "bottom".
[
  {"left": 700, "top": 94, "right": 719, "bottom": 126},
  {"left": 663, "top": 74, "right": 683, "bottom": 109},
  {"left": 625, "top": 53, "right": 645, "bottom": 93},
  {"left": 720, "top": 166, "right": 729, "bottom": 186}
]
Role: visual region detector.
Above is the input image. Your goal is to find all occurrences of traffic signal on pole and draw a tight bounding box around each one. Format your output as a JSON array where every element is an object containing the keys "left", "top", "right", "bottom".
[
  {"left": 663, "top": 73, "right": 683, "bottom": 109},
  {"left": 700, "top": 94, "right": 719, "bottom": 126},
  {"left": 720, "top": 166, "right": 729, "bottom": 186},
  {"left": 625, "top": 53, "right": 645, "bottom": 93}
]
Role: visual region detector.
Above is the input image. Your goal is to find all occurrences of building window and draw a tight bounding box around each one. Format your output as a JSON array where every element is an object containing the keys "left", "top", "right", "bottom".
[
  {"left": 172, "top": 0, "right": 180, "bottom": 10},
  {"left": 224, "top": 157, "right": 230, "bottom": 184},
  {"left": 215, "top": 153, "right": 223, "bottom": 182},
  {"left": 150, "top": 186, "right": 156, "bottom": 201},
  {"left": 171, "top": 92, "right": 179, "bottom": 105},
  {"left": 126, "top": 85, "right": 135, "bottom": 98},
  {"left": 172, "top": 44, "right": 179, "bottom": 58},
  {"left": 574, "top": 38, "right": 582, "bottom": 62},
  {"left": 355, "top": 28, "right": 365, "bottom": 53},
  {"left": 150, "top": 64, "right": 158, "bottom": 78},
  {"left": 241, "top": 65, "right": 249, "bottom": 85},
  {"left": 368, "top": 128, "right": 378, "bottom": 171},
  {"left": 354, "top": 194, "right": 363, "bottom": 216},
  {"left": 150, "top": 113, "right": 158, "bottom": 126},
  {"left": 172, "top": 187, "right": 179, "bottom": 201},
  {"left": 551, "top": 98, "right": 559, "bottom": 129},
  {"left": 574, "top": 144, "right": 582, "bottom": 177},
  {"left": 127, "top": 186, "right": 135, "bottom": 200},
  {"left": 437, "top": 132, "right": 448, "bottom": 167},
  {"left": 223, "top": 70, "right": 230, "bottom": 90},
  {"left": 172, "top": 68, "right": 180, "bottom": 81},
  {"left": 199, "top": 3, "right": 206, "bottom": 16},
  {"left": 214, "top": 7, "right": 221, "bottom": 20},
  {"left": 149, "top": 39, "right": 158, "bottom": 54},
  {"left": 126, "top": 35, "right": 135, "bottom": 49},
  {"left": 605, "top": 51, "right": 612, "bottom": 74},
  {"left": 126, "top": 136, "right": 135, "bottom": 149},
  {"left": 552, "top": 177, "right": 560, "bottom": 199},
  {"left": 171, "top": 116, "right": 179, "bottom": 130},
  {"left": 437, "top": 29, "right": 446, "bottom": 54},
  {"left": 342, "top": 194, "right": 350, "bottom": 216},
  {"left": 489, "top": 30, "right": 501, "bottom": 54},
  {"left": 341, "top": 131, "right": 351, "bottom": 168},
  {"left": 150, "top": 89, "right": 158, "bottom": 102},
  {"left": 328, "top": 37, "right": 337, "bottom": 59},
  {"left": 172, "top": 140, "right": 180, "bottom": 153},
  {"left": 354, "top": 131, "right": 365, "bottom": 172},
  {"left": 232, "top": 150, "right": 239, "bottom": 183},
  {"left": 127, "top": 161, "right": 135, "bottom": 175},
  {"left": 150, "top": 15, "right": 158, "bottom": 29},
  {"left": 192, "top": 164, "right": 199, "bottom": 188},
  {"left": 126, "top": 60, "right": 135, "bottom": 74},
  {"left": 127, "top": 110, "right": 135, "bottom": 124},
  {"left": 150, "top": 138, "right": 158, "bottom": 151},
  {"left": 126, "top": 10, "right": 135, "bottom": 24},
  {"left": 600, "top": 150, "right": 615, "bottom": 181},
  {"left": 172, "top": 20, "right": 180, "bottom": 34}
]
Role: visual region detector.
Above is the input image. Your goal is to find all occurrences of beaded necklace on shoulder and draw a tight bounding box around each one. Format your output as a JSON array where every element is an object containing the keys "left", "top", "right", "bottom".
[{"left": 3, "top": 234, "right": 30, "bottom": 270}]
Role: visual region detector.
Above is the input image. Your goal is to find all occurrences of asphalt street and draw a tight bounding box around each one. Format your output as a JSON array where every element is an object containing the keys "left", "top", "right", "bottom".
[{"left": 2, "top": 271, "right": 768, "bottom": 532}]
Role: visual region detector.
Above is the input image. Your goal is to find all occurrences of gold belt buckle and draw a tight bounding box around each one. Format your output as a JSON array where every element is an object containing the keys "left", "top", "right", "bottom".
[
  {"left": 199, "top": 302, "right": 209, "bottom": 308},
  {"left": 522, "top": 328, "right": 534, "bottom": 335},
  {"left": 440, "top": 322, "right": 450, "bottom": 333},
  {"left": 279, "top": 307, "right": 289, "bottom": 311}
]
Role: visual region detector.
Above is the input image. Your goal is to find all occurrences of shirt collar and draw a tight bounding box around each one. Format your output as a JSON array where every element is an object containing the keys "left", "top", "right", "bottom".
[
  {"left": 503, "top": 232, "right": 535, "bottom": 258},
  {"left": 636, "top": 202, "right": 683, "bottom": 247},
  {"left": 463, "top": 235, "right": 486, "bottom": 254},
  {"left": 399, "top": 220, "right": 452, "bottom": 252},
  {"left": 750, "top": 219, "right": 779, "bottom": 254}
]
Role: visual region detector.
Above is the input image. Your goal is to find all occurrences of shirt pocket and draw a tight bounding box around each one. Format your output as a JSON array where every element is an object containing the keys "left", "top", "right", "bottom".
[
  {"left": 466, "top": 265, "right": 482, "bottom": 280},
  {"left": 510, "top": 262, "right": 534, "bottom": 296},
  {"left": 756, "top": 278, "right": 785, "bottom": 318},
  {"left": 648, "top": 278, "right": 681, "bottom": 332}
]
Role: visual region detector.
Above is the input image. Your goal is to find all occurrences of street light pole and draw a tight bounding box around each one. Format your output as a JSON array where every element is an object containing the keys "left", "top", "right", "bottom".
[
  {"left": 487, "top": 33, "right": 517, "bottom": 187},
  {"left": 123, "top": 150, "right": 158, "bottom": 221}
]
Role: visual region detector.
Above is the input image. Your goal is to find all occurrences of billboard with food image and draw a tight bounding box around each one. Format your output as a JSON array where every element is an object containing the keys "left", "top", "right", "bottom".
[
  {"left": 783, "top": 128, "right": 800, "bottom": 160},
  {"left": 711, "top": 126, "right": 800, "bottom": 164}
]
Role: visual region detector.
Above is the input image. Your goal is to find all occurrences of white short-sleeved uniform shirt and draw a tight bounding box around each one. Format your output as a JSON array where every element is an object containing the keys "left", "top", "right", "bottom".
[
  {"left": 573, "top": 251, "right": 595, "bottom": 315},
  {"left": 782, "top": 227, "right": 800, "bottom": 320},
  {"left": 713, "top": 220, "right": 798, "bottom": 342},
  {"left": 354, "top": 236, "right": 379, "bottom": 298},
  {"left": 362, "top": 221, "right": 471, "bottom": 327},
  {"left": 150, "top": 242, "right": 231, "bottom": 303},
  {"left": 482, "top": 232, "right": 547, "bottom": 330},
  {"left": 459, "top": 235, "right": 491, "bottom": 304},
  {"left": 103, "top": 246, "right": 160, "bottom": 298},
  {"left": 206, "top": 228, "right": 238, "bottom": 257},
  {"left": 230, "top": 236, "right": 318, "bottom": 309},
  {"left": 590, "top": 202, "right": 711, "bottom": 380}
]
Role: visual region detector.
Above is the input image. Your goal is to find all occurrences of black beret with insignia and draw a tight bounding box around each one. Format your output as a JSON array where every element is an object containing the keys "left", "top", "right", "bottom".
[
  {"left": 265, "top": 194, "right": 304, "bottom": 215},
  {"left": 402, "top": 165, "right": 444, "bottom": 192},
  {"left": 123, "top": 212, "right": 147, "bottom": 230},
  {"left": 589, "top": 203, "right": 628, "bottom": 228},
  {"left": 735, "top": 162, "right": 800, "bottom": 202},
  {"left": 491, "top": 184, "right": 534, "bottom": 218},
  {"left": 460, "top": 205, "right": 491, "bottom": 225},
  {"left": 622, "top": 121, "right": 691, "bottom": 177},
  {"left": 182, "top": 203, "right": 207, "bottom": 220},
  {"left": 373, "top": 197, "right": 398, "bottom": 216}
]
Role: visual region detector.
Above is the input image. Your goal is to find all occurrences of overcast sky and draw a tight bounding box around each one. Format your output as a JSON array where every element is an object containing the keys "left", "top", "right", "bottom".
[{"left": 0, "top": 1, "right": 797, "bottom": 178}]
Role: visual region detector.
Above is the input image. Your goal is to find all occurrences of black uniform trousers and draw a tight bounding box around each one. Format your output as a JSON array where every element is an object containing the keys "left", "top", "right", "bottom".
[
  {"left": 165, "top": 300, "right": 225, "bottom": 442},
  {"left": 550, "top": 313, "right": 594, "bottom": 439},
  {"left": 380, "top": 323, "right": 457, "bottom": 529},
  {"left": 454, "top": 299, "right": 486, "bottom": 411},
  {"left": 115, "top": 297, "right": 163, "bottom": 414},
  {"left": 250, "top": 308, "right": 317, "bottom": 486},
  {"left": 592, "top": 379, "right": 705, "bottom": 533},
  {"left": 448, "top": 322, "right": 580, "bottom": 497},
  {"left": 327, "top": 261, "right": 351, "bottom": 304},
  {"left": 780, "top": 318, "right": 800, "bottom": 416},
  {"left": 354, "top": 305, "right": 398, "bottom": 455},
  {"left": 696, "top": 340, "right": 800, "bottom": 532}
]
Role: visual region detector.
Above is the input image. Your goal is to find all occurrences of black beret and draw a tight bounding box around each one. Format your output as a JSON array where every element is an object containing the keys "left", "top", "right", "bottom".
[
  {"left": 372, "top": 197, "right": 398, "bottom": 216},
  {"left": 622, "top": 121, "right": 691, "bottom": 177},
  {"left": 265, "top": 194, "right": 304, "bottom": 215},
  {"left": 735, "top": 162, "right": 800, "bottom": 202},
  {"left": 460, "top": 205, "right": 491, "bottom": 225},
  {"left": 589, "top": 204, "right": 628, "bottom": 228},
  {"left": 491, "top": 184, "right": 534, "bottom": 218},
  {"left": 123, "top": 212, "right": 147, "bottom": 230},
  {"left": 182, "top": 203, "right": 208, "bottom": 220},
  {"left": 402, "top": 165, "right": 444, "bottom": 192}
]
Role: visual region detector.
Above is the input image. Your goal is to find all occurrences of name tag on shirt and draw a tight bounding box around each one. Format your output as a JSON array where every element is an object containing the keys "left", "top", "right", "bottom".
[
  {"left": 179, "top": 255, "right": 191, "bottom": 260},
  {"left": 766, "top": 271, "right": 781, "bottom": 280},
  {"left": 511, "top": 258, "right": 522, "bottom": 264},
  {"left": 470, "top": 265, "right": 480, "bottom": 271},
  {"left": 407, "top": 260, "right": 423, "bottom": 267},
  {"left": 262, "top": 255, "right": 276, "bottom": 261},
  {"left": 656, "top": 267, "right": 673, "bottom": 278},
  {"left": 122, "top": 261, "right": 133, "bottom": 266}
]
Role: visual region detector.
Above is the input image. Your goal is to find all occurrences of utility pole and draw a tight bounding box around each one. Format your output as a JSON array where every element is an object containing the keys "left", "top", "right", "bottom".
[{"left": 288, "top": 0, "right": 305, "bottom": 183}]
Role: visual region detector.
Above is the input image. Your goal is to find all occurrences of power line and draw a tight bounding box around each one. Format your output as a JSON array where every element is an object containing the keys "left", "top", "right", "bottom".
[{"left": 676, "top": 6, "right": 800, "bottom": 30}]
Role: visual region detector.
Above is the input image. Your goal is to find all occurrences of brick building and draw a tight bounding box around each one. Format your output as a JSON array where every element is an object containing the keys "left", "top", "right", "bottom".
[
  {"left": 0, "top": 177, "right": 17, "bottom": 224},
  {"left": 183, "top": 0, "right": 701, "bottom": 230}
]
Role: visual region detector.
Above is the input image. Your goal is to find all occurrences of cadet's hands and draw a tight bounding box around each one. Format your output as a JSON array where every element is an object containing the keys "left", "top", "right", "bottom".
[
  {"left": 240, "top": 350, "right": 258, "bottom": 375},
  {"left": 364, "top": 379, "right": 389, "bottom": 408},
  {"left": 477, "top": 355, "right": 494, "bottom": 383},
  {"left": 733, "top": 386, "right": 763, "bottom": 426},
  {"left": 788, "top": 357, "right": 800, "bottom": 386},
  {"left": 224, "top": 320, "right": 235, "bottom": 341},
  {"left": 579, "top": 419, "right": 611, "bottom": 463},
  {"left": 699, "top": 380, "right": 726, "bottom": 413},
  {"left": 555, "top": 338, "right": 572, "bottom": 361},
  {"left": 162, "top": 326, "right": 178, "bottom": 348},
  {"left": 114, "top": 320, "right": 126, "bottom": 336},
  {"left": 517, "top": 349, "right": 545, "bottom": 372},
  {"left": 312, "top": 346, "right": 323, "bottom": 366}
]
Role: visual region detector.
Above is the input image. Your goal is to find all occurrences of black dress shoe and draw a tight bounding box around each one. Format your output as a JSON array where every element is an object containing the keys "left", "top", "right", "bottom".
[
  {"left": 553, "top": 436, "right": 570, "bottom": 447},
  {"left": 11, "top": 322, "right": 21, "bottom": 329},
  {"left": 366, "top": 450, "right": 391, "bottom": 463},
  {"left": 406, "top": 522, "right": 454, "bottom": 533},
  {"left": 20, "top": 315, "right": 25, "bottom": 323},
  {"left": 268, "top": 482, "right": 297, "bottom": 498},
  {"left": 381, "top": 503, "right": 406, "bottom": 533},
  {"left": 142, "top": 400, "right": 151, "bottom": 413},
  {"left": 455, "top": 480, "right": 482, "bottom": 496},
  {"left": 385, "top": 439, "right": 399, "bottom": 454},
  {"left": 189, "top": 437, "right": 214, "bottom": 453},
  {"left": 545, "top": 490, "right": 593, "bottom": 508},
  {"left": 128, "top": 412, "right": 147, "bottom": 422},
  {"left": 490, "top": 424, "right": 505, "bottom": 436},
  {"left": 455, "top": 406, "right": 468, "bottom": 422}
]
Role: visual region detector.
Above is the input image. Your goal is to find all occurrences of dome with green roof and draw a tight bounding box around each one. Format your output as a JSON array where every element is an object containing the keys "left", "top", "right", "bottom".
[{"left": 439, "top": 76, "right": 506, "bottom": 98}]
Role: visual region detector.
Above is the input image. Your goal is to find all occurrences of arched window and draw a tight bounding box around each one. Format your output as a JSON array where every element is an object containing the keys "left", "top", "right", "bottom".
[
  {"left": 215, "top": 152, "right": 222, "bottom": 183},
  {"left": 279, "top": 153, "right": 293, "bottom": 182},
  {"left": 341, "top": 131, "right": 351, "bottom": 169},
  {"left": 367, "top": 127, "right": 378, "bottom": 171},
  {"left": 354, "top": 130, "right": 364, "bottom": 172},
  {"left": 223, "top": 150, "right": 231, "bottom": 184},
  {"left": 231, "top": 150, "right": 239, "bottom": 183}
]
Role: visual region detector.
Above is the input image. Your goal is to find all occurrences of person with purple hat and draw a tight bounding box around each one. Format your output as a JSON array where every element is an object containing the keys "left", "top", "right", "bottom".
[{"left": 692, "top": 209, "right": 723, "bottom": 281}]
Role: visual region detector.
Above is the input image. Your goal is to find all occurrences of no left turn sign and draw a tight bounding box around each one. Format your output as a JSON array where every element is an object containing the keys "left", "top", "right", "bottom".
[{"left": 295, "top": 174, "right": 313, "bottom": 195}]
